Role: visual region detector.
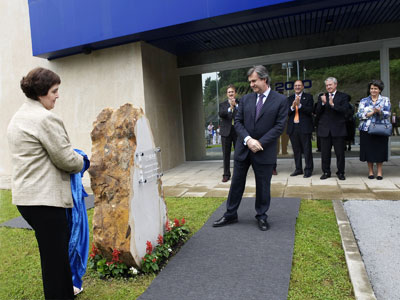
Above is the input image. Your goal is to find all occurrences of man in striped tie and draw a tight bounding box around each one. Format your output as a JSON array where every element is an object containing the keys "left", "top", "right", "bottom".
[{"left": 213, "top": 65, "right": 288, "bottom": 231}]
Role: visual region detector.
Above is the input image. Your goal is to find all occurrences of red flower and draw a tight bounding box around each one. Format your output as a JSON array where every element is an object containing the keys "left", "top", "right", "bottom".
[
  {"left": 157, "top": 234, "right": 163, "bottom": 245},
  {"left": 152, "top": 258, "right": 157, "bottom": 263},
  {"left": 143, "top": 257, "right": 146, "bottom": 262},
  {"left": 106, "top": 261, "right": 114, "bottom": 266},
  {"left": 89, "top": 253, "right": 95, "bottom": 258},
  {"left": 174, "top": 218, "right": 180, "bottom": 227},
  {"left": 181, "top": 217, "right": 186, "bottom": 225},
  {"left": 112, "top": 248, "right": 121, "bottom": 263},
  {"left": 166, "top": 220, "right": 171, "bottom": 232},
  {"left": 146, "top": 241, "right": 153, "bottom": 254},
  {"left": 91, "top": 243, "right": 99, "bottom": 255}
]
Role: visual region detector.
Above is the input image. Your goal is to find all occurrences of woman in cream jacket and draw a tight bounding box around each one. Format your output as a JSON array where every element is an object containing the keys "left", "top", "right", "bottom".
[{"left": 7, "top": 67, "right": 83, "bottom": 300}]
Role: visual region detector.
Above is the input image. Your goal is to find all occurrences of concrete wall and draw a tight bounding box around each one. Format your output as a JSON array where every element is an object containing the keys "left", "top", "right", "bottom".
[
  {"left": 49, "top": 42, "right": 146, "bottom": 158},
  {"left": 141, "top": 42, "right": 185, "bottom": 169},
  {"left": 0, "top": 0, "right": 50, "bottom": 183},
  {"left": 180, "top": 75, "right": 206, "bottom": 160}
]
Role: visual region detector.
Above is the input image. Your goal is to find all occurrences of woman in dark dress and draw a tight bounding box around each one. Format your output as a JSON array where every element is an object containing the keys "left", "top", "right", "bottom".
[{"left": 357, "top": 80, "right": 391, "bottom": 180}]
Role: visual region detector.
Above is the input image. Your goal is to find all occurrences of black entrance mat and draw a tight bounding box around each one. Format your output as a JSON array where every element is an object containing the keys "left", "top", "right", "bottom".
[
  {"left": 0, "top": 194, "right": 94, "bottom": 230},
  {"left": 139, "top": 197, "right": 301, "bottom": 300}
]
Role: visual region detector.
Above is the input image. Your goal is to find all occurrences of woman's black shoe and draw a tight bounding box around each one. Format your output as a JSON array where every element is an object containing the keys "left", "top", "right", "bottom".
[
  {"left": 377, "top": 176, "right": 383, "bottom": 180},
  {"left": 368, "top": 175, "right": 374, "bottom": 179}
]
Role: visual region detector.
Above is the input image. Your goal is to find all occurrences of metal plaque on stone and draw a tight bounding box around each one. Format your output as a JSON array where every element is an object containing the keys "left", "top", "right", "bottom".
[{"left": 135, "top": 147, "right": 163, "bottom": 184}]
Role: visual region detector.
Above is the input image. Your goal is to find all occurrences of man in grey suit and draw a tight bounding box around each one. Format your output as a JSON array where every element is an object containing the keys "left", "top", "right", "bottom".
[
  {"left": 213, "top": 65, "right": 288, "bottom": 231},
  {"left": 219, "top": 85, "right": 239, "bottom": 182}
]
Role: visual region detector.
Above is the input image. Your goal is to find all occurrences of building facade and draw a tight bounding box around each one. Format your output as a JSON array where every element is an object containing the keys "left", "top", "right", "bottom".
[{"left": 1, "top": 0, "right": 400, "bottom": 186}]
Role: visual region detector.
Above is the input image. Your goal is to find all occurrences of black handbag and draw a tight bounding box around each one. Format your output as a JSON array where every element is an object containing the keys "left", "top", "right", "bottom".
[{"left": 368, "top": 120, "right": 392, "bottom": 136}]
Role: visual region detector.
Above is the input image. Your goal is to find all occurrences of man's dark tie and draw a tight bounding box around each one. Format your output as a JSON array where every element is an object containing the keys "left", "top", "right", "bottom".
[{"left": 256, "top": 94, "right": 265, "bottom": 120}]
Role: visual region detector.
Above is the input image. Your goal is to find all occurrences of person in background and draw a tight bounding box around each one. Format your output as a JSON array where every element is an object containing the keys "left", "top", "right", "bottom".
[
  {"left": 345, "top": 98, "right": 356, "bottom": 151},
  {"left": 272, "top": 163, "right": 278, "bottom": 175},
  {"left": 357, "top": 79, "right": 391, "bottom": 180},
  {"left": 315, "top": 77, "right": 349, "bottom": 180},
  {"left": 212, "top": 126, "right": 217, "bottom": 145},
  {"left": 219, "top": 85, "right": 239, "bottom": 182},
  {"left": 7, "top": 67, "right": 84, "bottom": 299},
  {"left": 286, "top": 80, "right": 314, "bottom": 178},
  {"left": 313, "top": 101, "right": 321, "bottom": 152},
  {"left": 207, "top": 122, "right": 214, "bottom": 146},
  {"left": 391, "top": 111, "right": 399, "bottom": 136}
]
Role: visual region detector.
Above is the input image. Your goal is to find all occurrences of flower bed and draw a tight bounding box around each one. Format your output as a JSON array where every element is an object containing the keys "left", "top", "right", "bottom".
[{"left": 88, "top": 218, "right": 189, "bottom": 279}]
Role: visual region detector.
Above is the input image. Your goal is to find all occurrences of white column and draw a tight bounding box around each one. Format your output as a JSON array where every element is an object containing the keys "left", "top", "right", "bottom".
[
  {"left": 380, "top": 47, "right": 390, "bottom": 98},
  {"left": 380, "top": 46, "right": 391, "bottom": 159}
]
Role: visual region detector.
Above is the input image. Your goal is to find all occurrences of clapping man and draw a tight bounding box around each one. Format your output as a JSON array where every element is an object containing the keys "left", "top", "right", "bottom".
[
  {"left": 219, "top": 85, "right": 239, "bottom": 182},
  {"left": 287, "top": 80, "right": 314, "bottom": 178},
  {"left": 315, "top": 77, "right": 349, "bottom": 180}
]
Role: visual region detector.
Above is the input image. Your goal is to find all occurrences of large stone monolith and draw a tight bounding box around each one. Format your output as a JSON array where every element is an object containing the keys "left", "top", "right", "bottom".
[{"left": 89, "top": 103, "right": 167, "bottom": 267}]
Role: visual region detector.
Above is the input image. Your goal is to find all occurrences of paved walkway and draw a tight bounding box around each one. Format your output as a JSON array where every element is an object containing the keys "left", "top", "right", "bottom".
[{"left": 160, "top": 156, "right": 400, "bottom": 200}]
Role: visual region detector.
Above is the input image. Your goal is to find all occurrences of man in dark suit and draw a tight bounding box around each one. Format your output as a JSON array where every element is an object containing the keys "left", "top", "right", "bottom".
[
  {"left": 315, "top": 77, "right": 349, "bottom": 180},
  {"left": 287, "top": 80, "right": 314, "bottom": 178},
  {"left": 219, "top": 85, "right": 239, "bottom": 182},
  {"left": 213, "top": 65, "right": 288, "bottom": 231}
]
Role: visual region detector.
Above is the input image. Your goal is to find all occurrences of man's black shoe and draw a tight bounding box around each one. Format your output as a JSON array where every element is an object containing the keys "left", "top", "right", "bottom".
[
  {"left": 257, "top": 219, "right": 269, "bottom": 231},
  {"left": 222, "top": 176, "right": 230, "bottom": 183},
  {"left": 303, "top": 173, "right": 312, "bottom": 178},
  {"left": 337, "top": 173, "right": 346, "bottom": 180},
  {"left": 212, "top": 216, "right": 238, "bottom": 227},
  {"left": 290, "top": 170, "right": 303, "bottom": 176},
  {"left": 320, "top": 173, "right": 331, "bottom": 180}
]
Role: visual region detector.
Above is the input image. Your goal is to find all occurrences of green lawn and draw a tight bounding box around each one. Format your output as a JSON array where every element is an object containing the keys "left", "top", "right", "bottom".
[{"left": 0, "top": 190, "right": 353, "bottom": 299}]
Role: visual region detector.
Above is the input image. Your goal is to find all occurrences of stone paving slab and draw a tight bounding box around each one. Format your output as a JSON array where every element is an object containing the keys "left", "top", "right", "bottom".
[
  {"left": 186, "top": 186, "right": 211, "bottom": 193},
  {"left": 162, "top": 187, "right": 188, "bottom": 197},
  {"left": 287, "top": 177, "right": 312, "bottom": 186},
  {"left": 343, "top": 193, "right": 377, "bottom": 200},
  {"left": 373, "top": 190, "right": 400, "bottom": 200},
  {"left": 204, "top": 189, "right": 229, "bottom": 198},
  {"left": 271, "top": 189, "right": 285, "bottom": 198},
  {"left": 340, "top": 186, "right": 368, "bottom": 192},
  {"left": 338, "top": 178, "right": 366, "bottom": 185},
  {"left": 311, "top": 178, "right": 340, "bottom": 186}
]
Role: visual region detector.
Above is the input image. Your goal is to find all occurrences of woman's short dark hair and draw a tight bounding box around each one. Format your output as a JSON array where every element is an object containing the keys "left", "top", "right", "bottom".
[
  {"left": 20, "top": 67, "right": 61, "bottom": 100},
  {"left": 368, "top": 79, "right": 384, "bottom": 93}
]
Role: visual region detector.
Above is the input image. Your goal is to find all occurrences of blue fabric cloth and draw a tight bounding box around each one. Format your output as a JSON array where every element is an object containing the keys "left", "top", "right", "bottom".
[
  {"left": 357, "top": 95, "right": 391, "bottom": 132},
  {"left": 67, "top": 149, "right": 90, "bottom": 289}
]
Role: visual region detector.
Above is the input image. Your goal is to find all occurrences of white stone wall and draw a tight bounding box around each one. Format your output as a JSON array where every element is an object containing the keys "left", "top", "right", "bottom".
[{"left": 0, "top": 0, "right": 50, "bottom": 188}]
